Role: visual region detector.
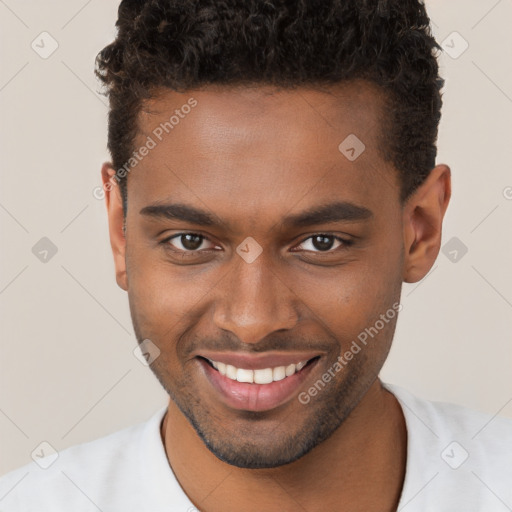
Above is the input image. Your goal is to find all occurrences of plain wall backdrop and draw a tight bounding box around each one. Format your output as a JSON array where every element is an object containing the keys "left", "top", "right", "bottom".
[{"left": 1, "top": 0, "right": 511, "bottom": 476}]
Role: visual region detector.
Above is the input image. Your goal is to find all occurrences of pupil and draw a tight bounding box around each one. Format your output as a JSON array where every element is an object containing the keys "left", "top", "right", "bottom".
[
  {"left": 312, "top": 235, "right": 334, "bottom": 251},
  {"left": 182, "top": 234, "right": 202, "bottom": 250}
]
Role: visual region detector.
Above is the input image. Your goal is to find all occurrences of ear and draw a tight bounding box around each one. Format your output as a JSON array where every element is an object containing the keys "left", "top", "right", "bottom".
[
  {"left": 402, "top": 164, "right": 451, "bottom": 283},
  {"left": 101, "top": 163, "right": 128, "bottom": 291}
]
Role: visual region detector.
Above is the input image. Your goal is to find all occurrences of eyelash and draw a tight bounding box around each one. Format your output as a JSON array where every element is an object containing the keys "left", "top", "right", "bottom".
[{"left": 160, "top": 232, "right": 354, "bottom": 256}]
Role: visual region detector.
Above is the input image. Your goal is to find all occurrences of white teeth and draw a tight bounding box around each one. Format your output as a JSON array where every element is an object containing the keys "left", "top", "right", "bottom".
[
  {"left": 226, "top": 364, "right": 237, "bottom": 380},
  {"left": 236, "top": 368, "right": 254, "bottom": 383},
  {"left": 217, "top": 362, "right": 226, "bottom": 376},
  {"left": 285, "top": 364, "right": 296, "bottom": 377},
  {"left": 207, "top": 359, "right": 311, "bottom": 384},
  {"left": 254, "top": 368, "right": 273, "bottom": 384},
  {"left": 273, "top": 366, "right": 286, "bottom": 381}
]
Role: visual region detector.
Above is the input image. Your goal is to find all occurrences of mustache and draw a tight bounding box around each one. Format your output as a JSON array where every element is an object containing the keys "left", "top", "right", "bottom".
[{"left": 181, "top": 331, "right": 337, "bottom": 356}]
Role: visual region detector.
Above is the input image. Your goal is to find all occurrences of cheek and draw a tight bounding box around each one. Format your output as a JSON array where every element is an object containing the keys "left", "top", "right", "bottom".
[
  {"left": 126, "top": 246, "right": 219, "bottom": 334},
  {"left": 351, "top": 251, "right": 403, "bottom": 360},
  {"left": 273, "top": 259, "right": 393, "bottom": 349},
  {"left": 312, "top": 247, "right": 403, "bottom": 352}
]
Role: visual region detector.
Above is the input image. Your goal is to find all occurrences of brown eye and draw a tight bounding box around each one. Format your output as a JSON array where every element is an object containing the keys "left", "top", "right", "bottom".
[
  {"left": 311, "top": 235, "right": 336, "bottom": 251},
  {"left": 164, "top": 233, "right": 215, "bottom": 252},
  {"left": 296, "top": 234, "right": 351, "bottom": 253},
  {"left": 181, "top": 234, "right": 203, "bottom": 250}
]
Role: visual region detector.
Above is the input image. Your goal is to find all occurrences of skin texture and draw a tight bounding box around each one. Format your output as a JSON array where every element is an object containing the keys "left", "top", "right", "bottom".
[{"left": 102, "top": 81, "right": 451, "bottom": 511}]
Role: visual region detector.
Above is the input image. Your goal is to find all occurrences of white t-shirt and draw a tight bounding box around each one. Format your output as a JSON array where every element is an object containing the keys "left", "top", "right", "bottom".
[{"left": 1, "top": 383, "right": 511, "bottom": 511}]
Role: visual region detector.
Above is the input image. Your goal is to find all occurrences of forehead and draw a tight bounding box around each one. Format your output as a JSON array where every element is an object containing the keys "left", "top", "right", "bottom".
[
  {"left": 138, "top": 81, "right": 385, "bottom": 152},
  {"left": 128, "top": 82, "right": 400, "bottom": 231}
]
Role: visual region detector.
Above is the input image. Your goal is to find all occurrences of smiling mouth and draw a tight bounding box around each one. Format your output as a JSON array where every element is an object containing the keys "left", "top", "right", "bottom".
[{"left": 198, "top": 356, "right": 320, "bottom": 384}]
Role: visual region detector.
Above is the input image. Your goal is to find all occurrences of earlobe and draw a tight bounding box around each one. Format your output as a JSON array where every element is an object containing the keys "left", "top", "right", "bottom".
[
  {"left": 101, "top": 163, "right": 128, "bottom": 291},
  {"left": 402, "top": 164, "right": 451, "bottom": 283}
]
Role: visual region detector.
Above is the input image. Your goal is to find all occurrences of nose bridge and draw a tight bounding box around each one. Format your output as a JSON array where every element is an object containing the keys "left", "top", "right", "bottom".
[{"left": 213, "top": 251, "right": 298, "bottom": 344}]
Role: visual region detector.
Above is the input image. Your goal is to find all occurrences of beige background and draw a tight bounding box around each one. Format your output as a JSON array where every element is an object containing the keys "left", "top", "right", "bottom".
[{"left": 1, "top": 0, "right": 511, "bottom": 476}]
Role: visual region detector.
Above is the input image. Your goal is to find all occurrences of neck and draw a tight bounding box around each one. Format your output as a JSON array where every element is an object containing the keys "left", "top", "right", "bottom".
[{"left": 161, "top": 379, "right": 407, "bottom": 512}]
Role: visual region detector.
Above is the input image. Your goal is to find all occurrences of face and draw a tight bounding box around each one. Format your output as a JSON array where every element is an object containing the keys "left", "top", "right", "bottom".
[{"left": 103, "top": 81, "right": 447, "bottom": 469}]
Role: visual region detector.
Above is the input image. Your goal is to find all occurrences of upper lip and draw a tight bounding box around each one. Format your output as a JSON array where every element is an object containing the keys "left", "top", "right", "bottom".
[{"left": 195, "top": 351, "right": 322, "bottom": 370}]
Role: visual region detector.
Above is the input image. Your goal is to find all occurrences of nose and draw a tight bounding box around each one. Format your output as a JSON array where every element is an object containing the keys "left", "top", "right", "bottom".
[{"left": 212, "top": 251, "right": 299, "bottom": 344}]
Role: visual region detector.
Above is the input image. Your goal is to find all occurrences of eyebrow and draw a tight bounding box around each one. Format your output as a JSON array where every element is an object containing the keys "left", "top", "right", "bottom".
[
  {"left": 139, "top": 201, "right": 373, "bottom": 229},
  {"left": 282, "top": 201, "right": 373, "bottom": 227},
  {"left": 140, "top": 203, "right": 218, "bottom": 226}
]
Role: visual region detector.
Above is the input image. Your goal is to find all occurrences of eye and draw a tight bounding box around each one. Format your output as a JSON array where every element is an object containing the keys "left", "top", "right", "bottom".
[
  {"left": 294, "top": 234, "right": 353, "bottom": 253},
  {"left": 163, "top": 233, "right": 216, "bottom": 252},
  {"left": 161, "top": 232, "right": 353, "bottom": 256}
]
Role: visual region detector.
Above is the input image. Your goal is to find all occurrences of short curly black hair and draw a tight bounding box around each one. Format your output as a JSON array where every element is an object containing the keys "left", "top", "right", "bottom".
[{"left": 95, "top": 0, "right": 444, "bottom": 210}]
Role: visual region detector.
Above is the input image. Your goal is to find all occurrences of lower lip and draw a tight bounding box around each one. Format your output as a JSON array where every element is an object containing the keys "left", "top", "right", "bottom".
[{"left": 198, "top": 357, "right": 318, "bottom": 412}]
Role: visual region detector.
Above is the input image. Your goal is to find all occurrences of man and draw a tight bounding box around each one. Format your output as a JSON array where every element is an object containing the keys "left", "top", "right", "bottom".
[{"left": 1, "top": 0, "right": 511, "bottom": 510}]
